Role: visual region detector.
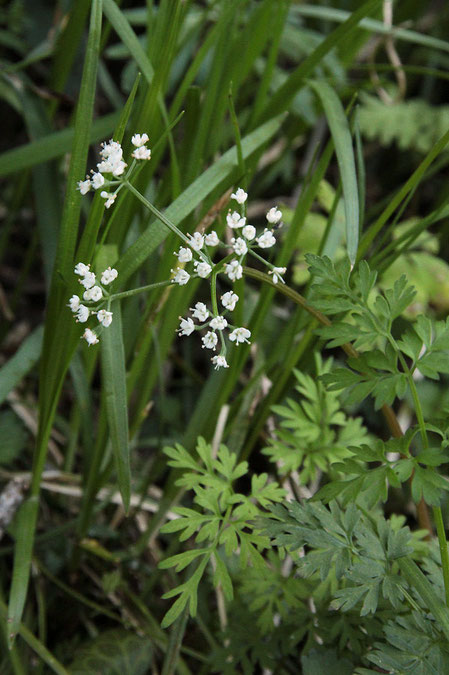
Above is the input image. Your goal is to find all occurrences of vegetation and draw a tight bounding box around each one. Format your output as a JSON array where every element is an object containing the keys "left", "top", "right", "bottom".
[{"left": 2, "top": 0, "right": 449, "bottom": 672}]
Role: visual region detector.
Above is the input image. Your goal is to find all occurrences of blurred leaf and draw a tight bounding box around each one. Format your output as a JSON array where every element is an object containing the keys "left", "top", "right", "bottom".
[{"left": 69, "top": 629, "right": 153, "bottom": 675}]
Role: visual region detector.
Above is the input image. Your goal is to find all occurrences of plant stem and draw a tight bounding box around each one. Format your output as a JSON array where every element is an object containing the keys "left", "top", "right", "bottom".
[{"left": 110, "top": 279, "right": 172, "bottom": 301}]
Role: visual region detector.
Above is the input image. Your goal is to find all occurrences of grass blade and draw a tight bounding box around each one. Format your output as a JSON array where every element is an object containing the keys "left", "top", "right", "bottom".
[
  {"left": 100, "top": 301, "right": 131, "bottom": 512},
  {"left": 309, "top": 80, "right": 359, "bottom": 264},
  {"left": 0, "top": 326, "right": 43, "bottom": 406}
]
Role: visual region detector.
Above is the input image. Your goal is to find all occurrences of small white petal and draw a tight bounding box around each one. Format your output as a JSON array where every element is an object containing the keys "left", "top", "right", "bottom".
[
  {"left": 229, "top": 327, "right": 251, "bottom": 344},
  {"left": 131, "top": 133, "right": 149, "bottom": 147},
  {"left": 266, "top": 207, "right": 282, "bottom": 224},
  {"left": 187, "top": 232, "right": 204, "bottom": 251},
  {"left": 205, "top": 231, "right": 219, "bottom": 247},
  {"left": 230, "top": 188, "right": 248, "bottom": 204},
  {"left": 211, "top": 354, "right": 229, "bottom": 370},
  {"left": 221, "top": 291, "right": 239, "bottom": 311},
  {"left": 79, "top": 271, "right": 96, "bottom": 289},
  {"left": 74, "top": 262, "right": 90, "bottom": 276},
  {"left": 172, "top": 268, "right": 190, "bottom": 285},
  {"left": 190, "top": 302, "right": 209, "bottom": 322},
  {"left": 132, "top": 146, "right": 151, "bottom": 161},
  {"left": 209, "top": 316, "right": 228, "bottom": 330},
  {"left": 176, "top": 247, "right": 193, "bottom": 263},
  {"left": 91, "top": 172, "right": 105, "bottom": 190},
  {"left": 256, "top": 229, "right": 276, "bottom": 249},
  {"left": 83, "top": 328, "right": 99, "bottom": 345},
  {"left": 201, "top": 331, "right": 218, "bottom": 350},
  {"left": 97, "top": 309, "right": 113, "bottom": 327},
  {"left": 76, "top": 305, "right": 90, "bottom": 323},
  {"left": 83, "top": 285, "right": 103, "bottom": 302},
  {"left": 224, "top": 260, "right": 243, "bottom": 281},
  {"left": 77, "top": 178, "right": 91, "bottom": 195},
  {"left": 269, "top": 266, "right": 287, "bottom": 284},
  {"left": 68, "top": 295, "right": 81, "bottom": 312},
  {"left": 194, "top": 261, "right": 212, "bottom": 279},
  {"left": 226, "top": 211, "right": 246, "bottom": 229},
  {"left": 231, "top": 237, "right": 248, "bottom": 256},
  {"left": 242, "top": 225, "right": 256, "bottom": 241},
  {"left": 177, "top": 317, "right": 195, "bottom": 336},
  {"left": 101, "top": 267, "right": 118, "bottom": 285}
]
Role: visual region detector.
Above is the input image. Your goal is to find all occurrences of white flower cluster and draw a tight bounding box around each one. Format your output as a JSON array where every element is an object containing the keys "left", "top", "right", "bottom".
[
  {"left": 68, "top": 263, "right": 118, "bottom": 345},
  {"left": 77, "top": 134, "right": 151, "bottom": 209},
  {"left": 177, "top": 294, "right": 251, "bottom": 369}
]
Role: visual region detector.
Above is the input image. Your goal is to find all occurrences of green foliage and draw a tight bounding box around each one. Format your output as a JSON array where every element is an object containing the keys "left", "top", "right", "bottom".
[
  {"left": 159, "top": 438, "right": 285, "bottom": 627},
  {"left": 262, "top": 355, "right": 368, "bottom": 482},
  {"left": 68, "top": 629, "right": 153, "bottom": 674}
]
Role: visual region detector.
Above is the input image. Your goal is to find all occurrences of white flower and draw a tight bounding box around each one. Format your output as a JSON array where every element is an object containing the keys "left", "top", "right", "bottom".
[
  {"left": 97, "top": 140, "right": 127, "bottom": 176},
  {"left": 77, "top": 178, "right": 91, "bottom": 195},
  {"left": 202, "top": 331, "right": 218, "bottom": 350},
  {"left": 100, "top": 191, "right": 117, "bottom": 209},
  {"left": 226, "top": 211, "right": 246, "bottom": 229},
  {"left": 97, "top": 309, "right": 113, "bottom": 327},
  {"left": 256, "top": 229, "right": 276, "bottom": 248},
  {"left": 131, "top": 133, "right": 149, "bottom": 147},
  {"left": 177, "top": 317, "right": 195, "bottom": 336},
  {"left": 269, "top": 266, "right": 287, "bottom": 284},
  {"left": 266, "top": 207, "right": 282, "bottom": 224},
  {"left": 212, "top": 354, "right": 229, "bottom": 370},
  {"left": 231, "top": 237, "right": 248, "bottom": 256},
  {"left": 68, "top": 295, "right": 81, "bottom": 312},
  {"left": 172, "top": 268, "right": 190, "bottom": 285},
  {"left": 74, "top": 262, "right": 90, "bottom": 276},
  {"left": 91, "top": 171, "right": 105, "bottom": 190},
  {"left": 225, "top": 259, "right": 243, "bottom": 281},
  {"left": 83, "top": 285, "right": 103, "bottom": 302},
  {"left": 229, "top": 327, "right": 251, "bottom": 344},
  {"left": 242, "top": 225, "right": 256, "bottom": 241},
  {"left": 231, "top": 188, "right": 248, "bottom": 204},
  {"left": 205, "top": 231, "right": 219, "bottom": 247},
  {"left": 221, "top": 291, "right": 239, "bottom": 311},
  {"left": 79, "top": 271, "right": 96, "bottom": 289},
  {"left": 132, "top": 146, "right": 151, "bottom": 161},
  {"left": 187, "top": 232, "right": 204, "bottom": 251},
  {"left": 209, "top": 316, "right": 228, "bottom": 330},
  {"left": 83, "top": 328, "right": 99, "bottom": 346},
  {"left": 194, "top": 261, "right": 212, "bottom": 279},
  {"left": 76, "top": 305, "right": 90, "bottom": 323},
  {"left": 100, "top": 139, "right": 122, "bottom": 158},
  {"left": 176, "top": 247, "right": 193, "bottom": 263},
  {"left": 191, "top": 302, "right": 209, "bottom": 322},
  {"left": 101, "top": 267, "right": 118, "bottom": 285}
]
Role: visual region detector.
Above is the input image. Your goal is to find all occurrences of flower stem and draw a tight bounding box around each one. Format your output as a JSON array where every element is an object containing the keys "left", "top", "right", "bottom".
[{"left": 110, "top": 279, "right": 172, "bottom": 301}]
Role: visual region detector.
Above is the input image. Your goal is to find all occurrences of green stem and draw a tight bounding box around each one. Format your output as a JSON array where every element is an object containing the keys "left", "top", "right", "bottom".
[
  {"left": 110, "top": 279, "right": 172, "bottom": 301},
  {"left": 434, "top": 508, "right": 449, "bottom": 607}
]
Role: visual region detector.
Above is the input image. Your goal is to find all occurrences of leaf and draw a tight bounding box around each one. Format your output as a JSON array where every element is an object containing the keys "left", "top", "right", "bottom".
[
  {"left": 0, "top": 411, "right": 28, "bottom": 466},
  {"left": 309, "top": 80, "right": 359, "bottom": 264},
  {"left": 101, "top": 301, "right": 131, "bottom": 512},
  {"left": 0, "top": 325, "right": 43, "bottom": 406},
  {"left": 68, "top": 629, "right": 153, "bottom": 674},
  {"left": 301, "top": 648, "right": 354, "bottom": 675}
]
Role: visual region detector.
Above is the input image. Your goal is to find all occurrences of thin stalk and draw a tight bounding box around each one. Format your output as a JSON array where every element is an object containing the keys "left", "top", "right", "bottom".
[{"left": 110, "top": 279, "right": 172, "bottom": 301}]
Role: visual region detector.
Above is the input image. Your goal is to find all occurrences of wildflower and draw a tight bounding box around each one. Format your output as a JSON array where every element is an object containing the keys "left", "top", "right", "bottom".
[
  {"left": 76, "top": 305, "right": 90, "bottom": 323},
  {"left": 68, "top": 295, "right": 81, "bottom": 312},
  {"left": 191, "top": 302, "right": 209, "bottom": 322},
  {"left": 175, "top": 247, "right": 193, "bottom": 263},
  {"left": 82, "top": 328, "right": 99, "bottom": 346},
  {"left": 226, "top": 211, "right": 246, "bottom": 229},
  {"left": 212, "top": 354, "right": 229, "bottom": 370},
  {"left": 205, "top": 231, "right": 219, "bottom": 247},
  {"left": 231, "top": 188, "right": 248, "bottom": 204},
  {"left": 83, "top": 285, "right": 103, "bottom": 302},
  {"left": 242, "top": 225, "right": 256, "bottom": 241},
  {"left": 221, "top": 291, "right": 239, "bottom": 311},
  {"left": 256, "top": 229, "right": 276, "bottom": 248},
  {"left": 91, "top": 172, "right": 105, "bottom": 190},
  {"left": 187, "top": 232, "right": 204, "bottom": 251},
  {"left": 101, "top": 267, "right": 118, "bottom": 285},
  {"left": 131, "top": 133, "right": 149, "bottom": 147},
  {"left": 177, "top": 317, "right": 195, "bottom": 336},
  {"left": 77, "top": 178, "right": 91, "bottom": 195},
  {"left": 229, "top": 327, "right": 251, "bottom": 344},
  {"left": 79, "top": 271, "right": 96, "bottom": 290},
  {"left": 97, "top": 140, "right": 127, "bottom": 176},
  {"left": 194, "top": 261, "right": 212, "bottom": 279},
  {"left": 202, "top": 331, "right": 218, "bottom": 350},
  {"left": 172, "top": 268, "right": 190, "bottom": 285},
  {"left": 74, "top": 262, "right": 90, "bottom": 276},
  {"left": 132, "top": 146, "right": 151, "bottom": 161},
  {"left": 97, "top": 309, "right": 113, "bottom": 327},
  {"left": 100, "top": 191, "right": 117, "bottom": 209},
  {"left": 225, "top": 259, "right": 243, "bottom": 281},
  {"left": 209, "top": 316, "right": 228, "bottom": 330},
  {"left": 231, "top": 237, "right": 248, "bottom": 256},
  {"left": 269, "top": 266, "right": 287, "bottom": 284},
  {"left": 266, "top": 207, "right": 282, "bottom": 224}
]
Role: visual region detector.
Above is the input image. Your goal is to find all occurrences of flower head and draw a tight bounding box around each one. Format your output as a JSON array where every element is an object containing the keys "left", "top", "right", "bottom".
[
  {"left": 226, "top": 211, "right": 246, "bottom": 229},
  {"left": 177, "top": 317, "right": 195, "bottom": 336},
  {"left": 97, "top": 140, "right": 127, "bottom": 176},
  {"left": 131, "top": 133, "right": 149, "bottom": 148},
  {"left": 231, "top": 237, "right": 248, "bottom": 256},
  {"left": 212, "top": 354, "right": 229, "bottom": 370},
  {"left": 83, "top": 285, "right": 103, "bottom": 302},
  {"left": 132, "top": 146, "right": 151, "bottom": 161},
  {"left": 231, "top": 188, "right": 248, "bottom": 204},
  {"left": 269, "top": 266, "right": 287, "bottom": 284},
  {"left": 101, "top": 267, "right": 118, "bottom": 285},
  {"left": 91, "top": 171, "right": 105, "bottom": 190},
  {"left": 77, "top": 178, "right": 91, "bottom": 195},
  {"left": 100, "top": 191, "right": 117, "bottom": 209},
  {"left": 74, "top": 262, "right": 90, "bottom": 276},
  {"left": 82, "top": 328, "right": 99, "bottom": 346},
  {"left": 225, "top": 259, "right": 243, "bottom": 281},
  {"left": 187, "top": 232, "right": 204, "bottom": 251},
  {"left": 256, "top": 229, "right": 276, "bottom": 249},
  {"left": 172, "top": 268, "right": 190, "bottom": 285},
  {"left": 191, "top": 302, "right": 209, "bottom": 322},
  {"left": 205, "top": 231, "right": 219, "bottom": 247},
  {"left": 202, "top": 331, "right": 218, "bottom": 350},
  {"left": 97, "top": 309, "right": 113, "bottom": 327},
  {"left": 209, "top": 315, "right": 228, "bottom": 330},
  {"left": 76, "top": 305, "right": 90, "bottom": 323},
  {"left": 176, "top": 246, "right": 193, "bottom": 263},
  {"left": 229, "top": 327, "right": 251, "bottom": 344},
  {"left": 194, "top": 261, "right": 212, "bottom": 279},
  {"left": 79, "top": 271, "right": 96, "bottom": 289},
  {"left": 221, "top": 291, "right": 239, "bottom": 311},
  {"left": 242, "top": 225, "right": 256, "bottom": 241},
  {"left": 266, "top": 207, "right": 282, "bottom": 224}
]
